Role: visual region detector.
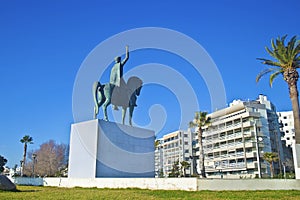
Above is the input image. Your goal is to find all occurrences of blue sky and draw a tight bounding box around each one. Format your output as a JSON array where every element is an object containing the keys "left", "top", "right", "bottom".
[{"left": 1, "top": 0, "right": 300, "bottom": 167}]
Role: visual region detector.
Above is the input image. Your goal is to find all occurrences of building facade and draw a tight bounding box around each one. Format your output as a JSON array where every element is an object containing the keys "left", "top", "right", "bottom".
[
  {"left": 154, "top": 130, "right": 194, "bottom": 177},
  {"left": 277, "top": 111, "right": 295, "bottom": 173},
  {"left": 196, "top": 95, "right": 284, "bottom": 178},
  {"left": 277, "top": 111, "right": 295, "bottom": 147}
]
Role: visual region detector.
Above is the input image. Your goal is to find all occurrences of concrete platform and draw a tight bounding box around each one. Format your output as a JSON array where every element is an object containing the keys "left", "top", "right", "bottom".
[{"left": 68, "top": 119, "right": 155, "bottom": 178}]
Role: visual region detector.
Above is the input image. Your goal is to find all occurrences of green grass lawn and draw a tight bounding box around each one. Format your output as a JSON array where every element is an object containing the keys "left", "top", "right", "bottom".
[{"left": 0, "top": 186, "right": 299, "bottom": 200}]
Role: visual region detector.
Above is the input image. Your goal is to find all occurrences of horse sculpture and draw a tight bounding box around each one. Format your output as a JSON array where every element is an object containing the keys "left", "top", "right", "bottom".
[{"left": 92, "top": 76, "right": 143, "bottom": 126}]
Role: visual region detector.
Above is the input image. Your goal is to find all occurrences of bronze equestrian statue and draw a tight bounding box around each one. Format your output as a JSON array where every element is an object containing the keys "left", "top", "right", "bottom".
[{"left": 92, "top": 46, "right": 143, "bottom": 126}]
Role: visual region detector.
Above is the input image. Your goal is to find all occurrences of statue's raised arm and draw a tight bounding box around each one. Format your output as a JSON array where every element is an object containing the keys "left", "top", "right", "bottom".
[{"left": 121, "top": 45, "right": 129, "bottom": 65}]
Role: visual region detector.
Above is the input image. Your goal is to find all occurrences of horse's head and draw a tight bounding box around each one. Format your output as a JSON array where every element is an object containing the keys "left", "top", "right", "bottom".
[{"left": 127, "top": 76, "right": 143, "bottom": 96}]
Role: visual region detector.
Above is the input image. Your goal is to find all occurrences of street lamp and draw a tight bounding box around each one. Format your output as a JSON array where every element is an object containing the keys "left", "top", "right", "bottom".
[
  {"left": 282, "top": 162, "right": 286, "bottom": 179},
  {"left": 32, "top": 154, "right": 37, "bottom": 178},
  {"left": 215, "top": 165, "right": 223, "bottom": 179},
  {"left": 254, "top": 121, "right": 264, "bottom": 178},
  {"left": 20, "top": 160, "right": 23, "bottom": 177}
]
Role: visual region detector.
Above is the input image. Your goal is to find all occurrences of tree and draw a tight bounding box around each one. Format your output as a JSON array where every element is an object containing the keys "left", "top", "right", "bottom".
[
  {"left": 168, "top": 159, "right": 180, "bottom": 177},
  {"left": 20, "top": 135, "right": 33, "bottom": 176},
  {"left": 25, "top": 140, "right": 68, "bottom": 177},
  {"left": 180, "top": 161, "right": 191, "bottom": 177},
  {"left": 256, "top": 35, "right": 300, "bottom": 145},
  {"left": 262, "top": 152, "right": 279, "bottom": 178},
  {"left": 154, "top": 140, "right": 160, "bottom": 148},
  {"left": 189, "top": 111, "right": 211, "bottom": 178},
  {"left": 284, "top": 157, "right": 295, "bottom": 172},
  {"left": 0, "top": 155, "right": 8, "bottom": 173},
  {"left": 158, "top": 168, "right": 164, "bottom": 178}
]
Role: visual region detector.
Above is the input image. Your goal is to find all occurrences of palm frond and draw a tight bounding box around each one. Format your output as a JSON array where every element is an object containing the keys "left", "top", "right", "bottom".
[
  {"left": 287, "top": 35, "right": 297, "bottom": 56},
  {"left": 256, "top": 68, "right": 279, "bottom": 83},
  {"left": 267, "top": 35, "right": 290, "bottom": 65},
  {"left": 265, "top": 46, "right": 275, "bottom": 58},
  {"left": 257, "top": 58, "right": 282, "bottom": 67},
  {"left": 189, "top": 111, "right": 211, "bottom": 129},
  {"left": 189, "top": 121, "right": 195, "bottom": 128},
  {"left": 269, "top": 70, "right": 283, "bottom": 87},
  {"left": 257, "top": 35, "right": 300, "bottom": 88}
]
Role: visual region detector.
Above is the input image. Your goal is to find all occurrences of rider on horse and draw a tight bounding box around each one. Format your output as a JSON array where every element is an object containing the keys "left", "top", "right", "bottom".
[{"left": 109, "top": 45, "right": 129, "bottom": 110}]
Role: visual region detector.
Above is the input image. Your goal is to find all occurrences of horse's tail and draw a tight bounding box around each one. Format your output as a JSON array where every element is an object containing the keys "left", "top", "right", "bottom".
[{"left": 92, "top": 81, "right": 101, "bottom": 119}]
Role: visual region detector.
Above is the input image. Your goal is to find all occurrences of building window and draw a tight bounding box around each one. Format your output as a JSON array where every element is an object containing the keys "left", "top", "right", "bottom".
[
  {"left": 286, "top": 130, "right": 289, "bottom": 133},
  {"left": 287, "top": 137, "right": 290, "bottom": 140},
  {"left": 285, "top": 123, "right": 288, "bottom": 126},
  {"left": 283, "top": 116, "right": 287, "bottom": 119}
]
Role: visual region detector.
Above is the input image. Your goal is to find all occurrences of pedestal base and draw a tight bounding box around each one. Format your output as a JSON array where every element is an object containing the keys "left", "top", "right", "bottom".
[
  {"left": 68, "top": 119, "right": 155, "bottom": 178},
  {"left": 293, "top": 144, "right": 300, "bottom": 179}
]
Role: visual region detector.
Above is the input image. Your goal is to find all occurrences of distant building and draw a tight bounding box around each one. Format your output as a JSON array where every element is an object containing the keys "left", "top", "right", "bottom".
[
  {"left": 197, "top": 95, "right": 285, "bottom": 178},
  {"left": 154, "top": 139, "right": 164, "bottom": 177},
  {"left": 277, "top": 111, "right": 295, "bottom": 172},
  {"left": 154, "top": 130, "right": 194, "bottom": 177},
  {"left": 154, "top": 95, "right": 292, "bottom": 178},
  {"left": 277, "top": 111, "right": 295, "bottom": 147}
]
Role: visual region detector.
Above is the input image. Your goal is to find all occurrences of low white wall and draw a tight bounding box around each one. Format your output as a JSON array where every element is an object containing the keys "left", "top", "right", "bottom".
[
  {"left": 13, "top": 177, "right": 44, "bottom": 186},
  {"left": 198, "top": 179, "right": 300, "bottom": 191},
  {"left": 12, "top": 177, "right": 300, "bottom": 191},
  {"left": 43, "top": 178, "right": 198, "bottom": 191}
]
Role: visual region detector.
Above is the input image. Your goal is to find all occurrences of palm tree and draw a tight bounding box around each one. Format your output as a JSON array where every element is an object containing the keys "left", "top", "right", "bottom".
[
  {"left": 168, "top": 159, "right": 180, "bottom": 177},
  {"left": 180, "top": 161, "right": 191, "bottom": 177},
  {"left": 262, "top": 152, "right": 279, "bottom": 178},
  {"left": 154, "top": 140, "right": 160, "bottom": 148},
  {"left": 20, "top": 135, "right": 33, "bottom": 176},
  {"left": 189, "top": 111, "right": 211, "bottom": 178},
  {"left": 256, "top": 35, "right": 300, "bottom": 145}
]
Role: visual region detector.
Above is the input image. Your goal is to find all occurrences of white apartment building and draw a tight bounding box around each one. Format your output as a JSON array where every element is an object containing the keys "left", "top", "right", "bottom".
[
  {"left": 154, "top": 129, "right": 194, "bottom": 177},
  {"left": 154, "top": 138, "right": 164, "bottom": 177},
  {"left": 277, "top": 111, "right": 295, "bottom": 147},
  {"left": 197, "top": 95, "right": 284, "bottom": 179}
]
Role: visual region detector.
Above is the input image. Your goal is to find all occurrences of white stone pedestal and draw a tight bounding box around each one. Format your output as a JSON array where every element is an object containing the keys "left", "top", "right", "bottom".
[
  {"left": 68, "top": 119, "right": 155, "bottom": 178},
  {"left": 293, "top": 144, "right": 300, "bottom": 179}
]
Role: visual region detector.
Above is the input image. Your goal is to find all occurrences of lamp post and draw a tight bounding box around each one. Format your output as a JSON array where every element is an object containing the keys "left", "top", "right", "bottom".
[
  {"left": 282, "top": 162, "right": 286, "bottom": 179},
  {"left": 215, "top": 165, "right": 223, "bottom": 179},
  {"left": 254, "top": 121, "right": 262, "bottom": 178},
  {"left": 20, "top": 160, "right": 23, "bottom": 177},
  {"left": 32, "top": 154, "right": 37, "bottom": 178}
]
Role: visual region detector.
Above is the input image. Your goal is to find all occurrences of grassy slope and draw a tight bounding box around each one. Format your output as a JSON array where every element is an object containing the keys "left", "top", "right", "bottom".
[{"left": 0, "top": 186, "right": 299, "bottom": 200}]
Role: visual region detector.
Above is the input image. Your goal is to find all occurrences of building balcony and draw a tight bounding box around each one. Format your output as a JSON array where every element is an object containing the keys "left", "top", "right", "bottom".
[
  {"left": 184, "top": 153, "right": 190, "bottom": 158},
  {"left": 245, "top": 142, "right": 255, "bottom": 148},
  {"left": 204, "top": 131, "right": 253, "bottom": 145},
  {"left": 246, "top": 160, "right": 265, "bottom": 168},
  {"left": 245, "top": 152, "right": 256, "bottom": 158},
  {"left": 206, "top": 162, "right": 247, "bottom": 172}
]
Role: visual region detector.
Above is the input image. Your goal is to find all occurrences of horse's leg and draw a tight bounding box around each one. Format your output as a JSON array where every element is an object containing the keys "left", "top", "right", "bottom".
[
  {"left": 129, "top": 106, "right": 134, "bottom": 126},
  {"left": 122, "top": 107, "right": 127, "bottom": 125},
  {"left": 102, "top": 95, "right": 111, "bottom": 121},
  {"left": 94, "top": 106, "right": 98, "bottom": 119},
  {"left": 101, "top": 84, "right": 113, "bottom": 121},
  {"left": 94, "top": 88, "right": 105, "bottom": 119}
]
